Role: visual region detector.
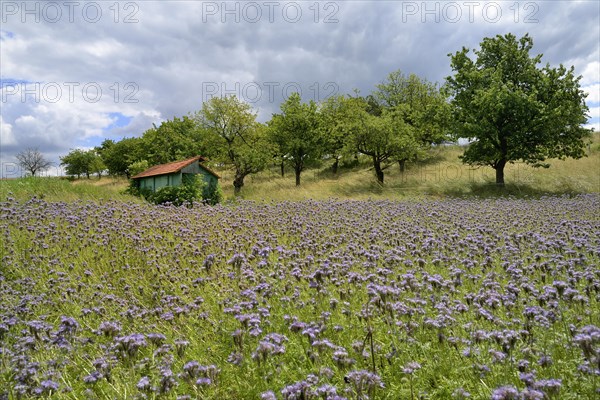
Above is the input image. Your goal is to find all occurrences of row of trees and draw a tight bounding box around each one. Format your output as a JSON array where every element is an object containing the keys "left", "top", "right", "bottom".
[
  {"left": 61, "top": 70, "right": 450, "bottom": 192},
  {"left": 59, "top": 33, "right": 592, "bottom": 191}
]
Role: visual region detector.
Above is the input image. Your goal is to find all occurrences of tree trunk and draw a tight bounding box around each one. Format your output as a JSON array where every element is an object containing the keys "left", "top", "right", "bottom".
[
  {"left": 280, "top": 160, "right": 285, "bottom": 177},
  {"left": 295, "top": 165, "right": 302, "bottom": 186},
  {"left": 373, "top": 156, "right": 384, "bottom": 184},
  {"left": 233, "top": 172, "right": 245, "bottom": 196},
  {"left": 495, "top": 159, "right": 506, "bottom": 186},
  {"left": 398, "top": 159, "right": 406, "bottom": 173},
  {"left": 332, "top": 157, "right": 339, "bottom": 174}
]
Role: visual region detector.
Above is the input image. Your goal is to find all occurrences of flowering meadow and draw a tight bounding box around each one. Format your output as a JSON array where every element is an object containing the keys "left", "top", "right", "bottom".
[{"left": 1, "top": 195, "right": 599, "bottom": 399}]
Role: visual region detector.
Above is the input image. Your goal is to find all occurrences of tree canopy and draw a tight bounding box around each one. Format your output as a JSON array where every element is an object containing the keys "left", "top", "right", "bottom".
[
  {"left": 269, "top": 93, "right": 322, "bottom": 186},
  {"left": 347, "top": 99, "right": 417, "bottom": 184},
  {"left": 446, "top": 33, "right": 592, "bottom": 185},
  {"left": 195, "top": 95, "right": 271, "bottom": 194},
  {"left": 97, "top": 138, "right": 144, "bottom": 178},
  {"left": 140, "top": 116, "right": 203, "bottom": 166},
  {"left": 60, "top": 149, "right": 105, "bottom": 179}
]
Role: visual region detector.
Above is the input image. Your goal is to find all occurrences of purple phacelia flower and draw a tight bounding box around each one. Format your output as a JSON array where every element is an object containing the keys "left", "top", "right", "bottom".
[
  {"left": 137, "top": 376, "right": 152, "bottom": 392},
  {"left": 98, "top": 321, "right": 121, "bottom": 338},
  {"left": 491, "top": 386, "right": 519, "bottom": 400},
  {"left": 402, "top": 361, "right": 422, "bottom": 374},
  {"left": 83, "top": 371, "right": 103, "bottom": 384},
  {"left": 261, "top": 390, "right": 277, "bottom": 400}
]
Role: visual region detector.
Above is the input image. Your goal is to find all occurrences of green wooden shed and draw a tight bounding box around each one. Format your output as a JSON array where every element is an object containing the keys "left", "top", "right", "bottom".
[{"left": 131, "top": 156, "right": 220, "bottom": 196}]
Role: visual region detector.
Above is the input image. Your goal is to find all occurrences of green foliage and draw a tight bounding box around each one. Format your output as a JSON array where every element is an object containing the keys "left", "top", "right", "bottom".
[
  {"left": 446, "top": 33, "right": 593, "bottom": 185},
  {"left": 350, "top": 103, "right": 408, "bottom": 183},
  {"left": 367, "top": 70, "right": 451, "bottom": 179},
  {"left": 149, "top": 185, "right": 194, "bottom": 206},
  {"left": 128, "top": 174, "right": 221, "bottom": 206},
  {"left": 148, "top": 174, "right": 205, "bottom": 206},
  {"left": 374, "top": 70, "right": 451, "bottom": 147},
  {"left": 325, "top": 72, "right": 451, "bottom": 184},
  {"left": 141, "top": 116, "right": 204, "bottom": 165},
  {"left": 269, "top": 93, "right": 322, "bottom": 186},
  {"left": 203, "top": 179, "right": 223, "bottom": 205},
  {"left": 128, "top": 160, "right": 149, "bottom": 177},
  {"left": 195, "top": 95, "right": 272, "bottom": 194},
  {"left": 318, "top": 95, "right": 361, "bottom": 173},
  {"left": 97, "top": 137, "right": 145, "bottom": 177},
  {"left": 60, "top": 149, "right": 105, "bottom": 179}
]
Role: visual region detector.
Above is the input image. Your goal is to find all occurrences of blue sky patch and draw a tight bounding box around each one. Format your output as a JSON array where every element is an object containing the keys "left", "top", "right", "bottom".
[
  {"left": 106, "top": 112, "right": 133, "bottom": 129},
  {"left": 0, "top": 30, "right": 15, "bottom": 40},
  {"left": 0, "top": 78, "right": 30, "bottom": 89}
]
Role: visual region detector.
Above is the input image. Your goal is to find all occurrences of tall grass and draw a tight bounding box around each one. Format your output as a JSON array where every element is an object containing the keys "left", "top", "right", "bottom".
[
  {"left": 221, "top": 137, "right": 600, "bottom": 201},
  {"left": 0, "top": 176, "right": 136, "bottom": 203}
]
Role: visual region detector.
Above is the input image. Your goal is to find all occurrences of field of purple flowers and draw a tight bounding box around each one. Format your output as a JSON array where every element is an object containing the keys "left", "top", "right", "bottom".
[{"left": 1, "top": 195, "right": 599, "bottom": 399}]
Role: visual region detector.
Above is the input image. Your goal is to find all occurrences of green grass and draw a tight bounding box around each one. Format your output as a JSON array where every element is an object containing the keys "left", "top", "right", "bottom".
[
  {"left": 0, "top": 176, "right": 137, "bottom": 203},
  {"left": 2, "top": 133, "right": 598, "bottom": 203}
]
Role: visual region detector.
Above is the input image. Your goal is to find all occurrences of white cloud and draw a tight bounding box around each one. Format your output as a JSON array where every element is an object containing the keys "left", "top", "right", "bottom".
[
  {"left": 0, "top": 115, "right": 16, "bottom": 146},
  {"left": 580, "top": 61, "right": 600, "bottom": 86},
  {"left": 584, "top": 84, "right": 600, "bottom": 104},
  {"left": 584, "top": 121, "right": 599, "bottom": 132}
]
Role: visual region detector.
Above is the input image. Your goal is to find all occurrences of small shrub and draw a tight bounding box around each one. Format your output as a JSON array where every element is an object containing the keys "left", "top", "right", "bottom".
[
  {"left": 127, "top": 175, "right": 222, "bottom": 206},
  {"left": 150, "top": 176, "right": 204, "bottom": 206},
  {"left": 203, "top": 180, "right": 223, "bottom": 205}
]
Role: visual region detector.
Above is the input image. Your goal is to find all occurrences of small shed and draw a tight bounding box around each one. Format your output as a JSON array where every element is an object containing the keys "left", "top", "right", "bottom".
[{"left": 131, "top": 156, "right": 220, "bottom": 195}]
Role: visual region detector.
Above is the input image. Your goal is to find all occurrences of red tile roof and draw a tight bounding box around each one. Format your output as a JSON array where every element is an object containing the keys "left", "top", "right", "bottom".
[{"left": 131, "top": 156, "right": 210, "bottom": 179}]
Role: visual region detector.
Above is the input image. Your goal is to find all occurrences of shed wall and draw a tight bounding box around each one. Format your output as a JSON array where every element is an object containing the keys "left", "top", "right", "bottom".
[
  {"left": 139, "top": 173, "right": 182, "bottom": 191},
  {"left": 181, "top": 162, "right": 202, "bottom": 174}
]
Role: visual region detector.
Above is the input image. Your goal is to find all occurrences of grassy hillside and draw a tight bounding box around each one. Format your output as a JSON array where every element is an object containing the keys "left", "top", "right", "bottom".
[
  {"left": 0, "top": 176, "right": 135, "bottom": 203},
  {"left": 219, "top": 138, "right": 600, "bottom": 201},
  {"left": 2, "top": 134, "right": 598, "bottom": 203}
]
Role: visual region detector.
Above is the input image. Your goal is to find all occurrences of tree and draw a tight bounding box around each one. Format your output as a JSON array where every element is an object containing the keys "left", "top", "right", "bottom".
[
  {"left": 269, "top": 93, "right": 321, "bottom": 186},
  {"left": 373, "top": 70, "right": 450, "bottom": 171},
  {"left": 127, "top": 160, "right": 149, "bottom": 177},
  {"left": 16, "top": 147, "right": 52, "bottom": 176},
  {"left": 141, "top": 116, "right": 204, "bottom": 165},
  {"left": 446, "top": 33, "right": 593, "bottom": 185},
  {"left": 346, "top": 99, "right": 417, "bottom": 184},
  {"left": 60, "top": 149, "right": 105, "bottom": 179},
  {"left": 97, "top": 138, "right": 144, "bottom": 178},
  {"left": 89, "top": 153, "right": 106, "bottom": 178},
  {"left": 196, "top": 95, "right": 271, "bottom": 195},
  {"left": 318, "top": 95, "right": 356, "bottom": 174}
]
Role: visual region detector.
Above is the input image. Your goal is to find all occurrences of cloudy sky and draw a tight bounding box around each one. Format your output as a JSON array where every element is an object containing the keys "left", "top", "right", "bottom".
[{"left": 1, "top": 0, "right": 598, "bottom": 177}]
